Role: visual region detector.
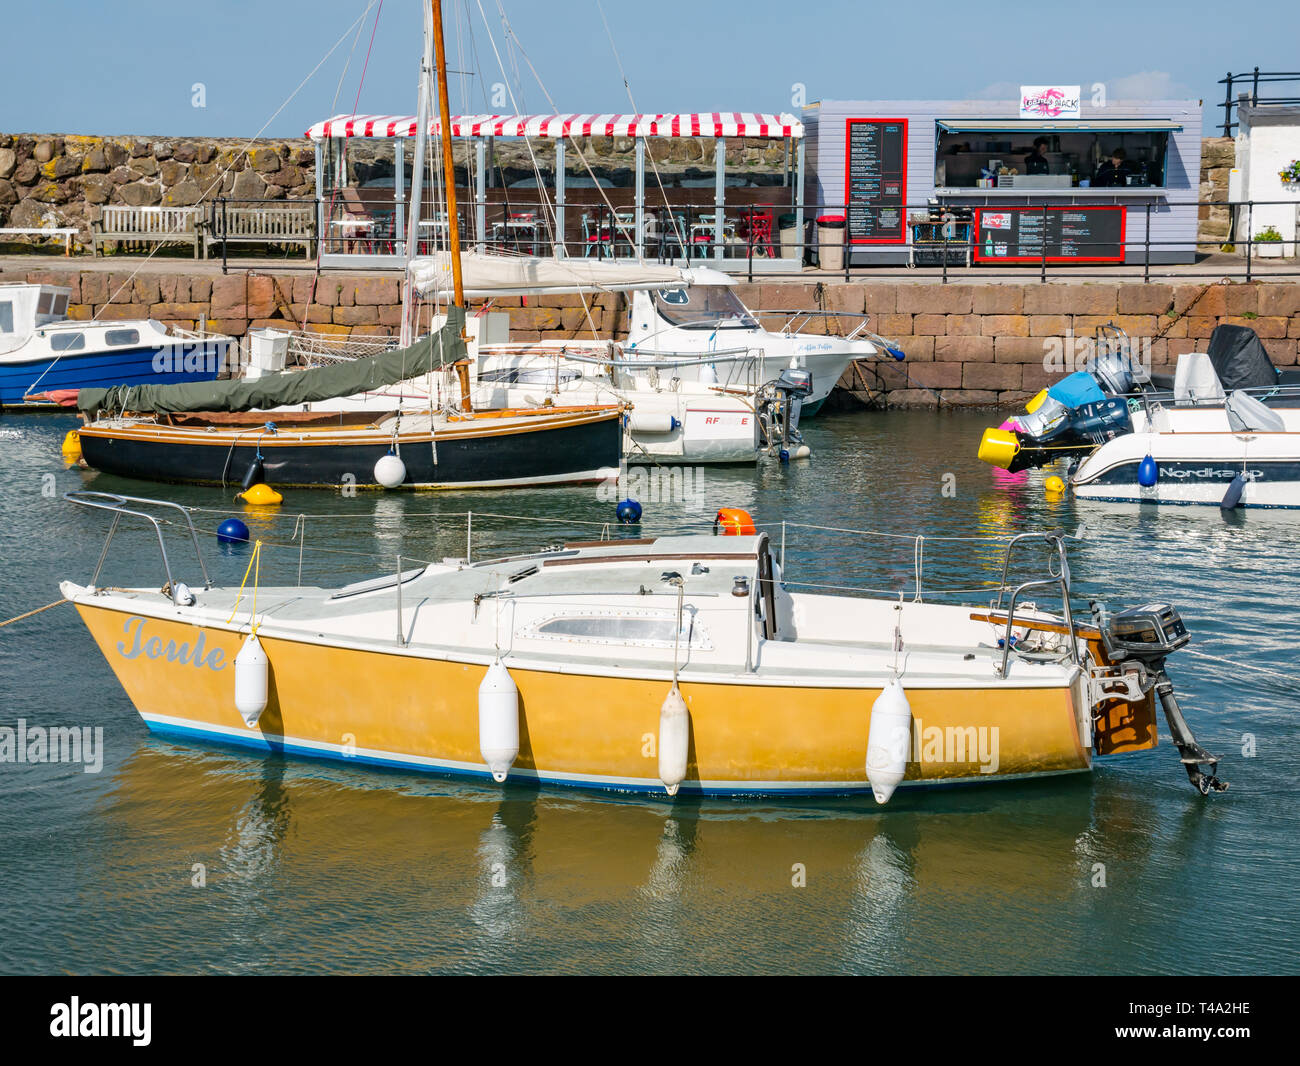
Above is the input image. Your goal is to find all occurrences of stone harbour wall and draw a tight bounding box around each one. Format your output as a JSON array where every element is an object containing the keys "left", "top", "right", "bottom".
[
  {"left": 4, "top": 264, "right": 1297, "bottom": 407},
  {"left": 0, "top": 135, "right": 316, "bottom": 241}
]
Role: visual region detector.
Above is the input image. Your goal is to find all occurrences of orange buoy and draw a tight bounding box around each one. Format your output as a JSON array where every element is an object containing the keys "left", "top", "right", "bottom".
[{"left": 714, "top": 507, "right": 756, "bottom": 536}]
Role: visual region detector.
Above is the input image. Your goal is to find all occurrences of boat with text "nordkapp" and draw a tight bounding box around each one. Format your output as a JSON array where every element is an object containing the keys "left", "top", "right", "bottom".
[
  {"left": 978, "top": 324, "right": 1300, "bottom": 509},
  {"left": 61, "top": 497, "right": 1228, "bottom": 802}
]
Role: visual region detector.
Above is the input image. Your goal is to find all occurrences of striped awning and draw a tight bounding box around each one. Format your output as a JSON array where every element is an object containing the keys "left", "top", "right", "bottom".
[{"left": 306, "top": 113, "right": 803, "bottom": 140}]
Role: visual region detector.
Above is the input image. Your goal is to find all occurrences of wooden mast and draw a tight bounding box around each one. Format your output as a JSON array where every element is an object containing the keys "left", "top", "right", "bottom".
[{"left": 430, "top": 0, "right": 472, "bottom": 411}]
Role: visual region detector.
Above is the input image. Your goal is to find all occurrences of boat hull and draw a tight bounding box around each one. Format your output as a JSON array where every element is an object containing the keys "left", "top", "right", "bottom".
[
  {"left": 1073, "top": 432, "right": 1300, "bottom": 508},
  {"left": 77, "top": 408, "right": 623, "bottom": 489},
  {"left": 0, "top": 340, "right": 229, "bottom": 407},
  {"left": 72, "top": 600, "right": 1092, "bottom": 798}
]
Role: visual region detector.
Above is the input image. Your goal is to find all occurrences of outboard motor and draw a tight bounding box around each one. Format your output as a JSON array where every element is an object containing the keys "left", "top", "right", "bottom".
[
  {"left": 979, "top": 369, "right": 1135, "bottom": 473},
  {"left": 757, "top": 366, "right": 813, "bottom": 459},
  {"left": 1090, "top": 600, "right": 1227, "bottom": 795},
  {"left": 1093, "top": 323, "right": 1145, "bottom": 394}
]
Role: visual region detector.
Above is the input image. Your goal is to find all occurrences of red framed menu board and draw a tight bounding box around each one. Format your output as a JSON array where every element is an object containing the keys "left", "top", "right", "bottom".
[
  {"left": 973, "top": 206, "right": 1127, "bottom": 263},
  {"left": 844, "top": 118, "right": 907, "bottom": 244}
]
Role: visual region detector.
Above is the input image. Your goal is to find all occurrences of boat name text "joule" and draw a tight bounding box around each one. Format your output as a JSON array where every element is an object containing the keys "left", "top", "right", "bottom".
[{"left": 117, "top": 615, "right": 226, "bottom": 671}]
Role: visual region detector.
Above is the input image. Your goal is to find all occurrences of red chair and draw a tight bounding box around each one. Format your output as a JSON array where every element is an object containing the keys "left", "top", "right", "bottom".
[{"left": 745, "top": 212, "right": 776, "bottom": 258}]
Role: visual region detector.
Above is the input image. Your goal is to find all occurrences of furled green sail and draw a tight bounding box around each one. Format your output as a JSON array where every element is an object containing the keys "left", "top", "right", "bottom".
[{"left": 78, "top": 308, "right": 466, "bottom": 416}]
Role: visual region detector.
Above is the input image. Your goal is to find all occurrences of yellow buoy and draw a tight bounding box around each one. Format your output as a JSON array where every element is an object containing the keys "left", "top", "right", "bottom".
[
  {"left": 1025, "top": 389, "right": 1049, "bottom": 414},
  {"left": 977, "top": 428, "right": 1020, "bottom": 469},
  {"left": 61, "top": 429, "right": 81, "bottom": 462},
  {"left": 1045, "top": 475, "right": 1065, "bottom": 495},
  {"left": 237, "top": 483, "right": 283, "bottom": 506}
]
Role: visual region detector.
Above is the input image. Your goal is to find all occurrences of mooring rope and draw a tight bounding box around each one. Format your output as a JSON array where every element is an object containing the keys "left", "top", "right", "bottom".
[{"left": 0, "top": 599, "right": 69, "bottom": 628}]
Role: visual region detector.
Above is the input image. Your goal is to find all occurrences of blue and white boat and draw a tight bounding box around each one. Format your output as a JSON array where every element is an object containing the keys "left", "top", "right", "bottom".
[{"left": 0, "top": 283, "right": 232, "bottom": 407}]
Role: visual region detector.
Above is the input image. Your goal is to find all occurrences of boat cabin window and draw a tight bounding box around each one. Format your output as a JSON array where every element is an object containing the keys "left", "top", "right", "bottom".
[
  {"left": 50, "top": 332, "right": 85, "bottom": 352},
  {"left": 105, "top": 329, "right": 140, "bottom": 347},
  {"left": 530, "top": 612, "right": 710, "bottom": 650},
  {"left": 652, "top": 287, "right": 757, "bottom": 330},
  {"left": 51, "top": 293, "right": 68, "bottom": 316},
  {"left": 0, "top": 302, "right": 12, "bottom": 333},
  {"left": 36, "top": 291, "right": 54, "bottom": 315}
]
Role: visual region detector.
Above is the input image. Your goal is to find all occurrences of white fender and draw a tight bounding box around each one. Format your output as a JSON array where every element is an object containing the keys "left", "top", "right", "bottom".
[
  {"left": 478, "top": 660, "right": 519, "bottom": 782},
  {"left": 234, "top": 633, "right": 268, "bottom": 728},
  {"left": 374, "top": 452, "right": 407, "bottom": 488},
  {"left": 865, "top": 678, "right": 912, "bottom": 804},
  {"left": 628, "top": 411, "right": 677, "bottom": 435},
  {"left": 658, "top": 683, "right": 690, "bottom": 796}
]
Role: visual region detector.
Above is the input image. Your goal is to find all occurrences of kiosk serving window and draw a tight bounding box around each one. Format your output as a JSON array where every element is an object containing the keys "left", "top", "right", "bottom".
[{"left": 933, "top": 120, "right": 1182, "bottom": 190}]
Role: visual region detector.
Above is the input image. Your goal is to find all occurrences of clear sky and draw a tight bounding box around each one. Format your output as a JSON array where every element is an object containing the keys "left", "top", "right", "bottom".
[{"left": 1, "top": 0, "right": 1293, "bottom": 138}]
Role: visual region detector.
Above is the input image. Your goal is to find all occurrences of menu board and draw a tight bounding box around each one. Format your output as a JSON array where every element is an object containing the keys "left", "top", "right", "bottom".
[
  {"left": 844, "top": 118, "right": 907, "bottom": 244},
  {"left": 972, "top": 206, "right": 1126, "bottom": 263}
]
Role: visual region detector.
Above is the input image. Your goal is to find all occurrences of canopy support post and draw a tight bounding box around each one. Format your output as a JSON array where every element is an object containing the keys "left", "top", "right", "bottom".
[
  {"left": 714, "top": 137, "right": 726, "bottom": 262},
  {"left": 795, "top": 133, "right": 806, "bottom": 267},
  {"left": 556, "top": 139, "right": 567, "bottom": 257},
  {"left": 635, "top": 136, "right": 645, "bottom": 260},
  {"left": 475, "top": 138, "right": 487, "bottom": 255},
  {"left": 395, "top": 139, "right": 406, "bottom": 258}
]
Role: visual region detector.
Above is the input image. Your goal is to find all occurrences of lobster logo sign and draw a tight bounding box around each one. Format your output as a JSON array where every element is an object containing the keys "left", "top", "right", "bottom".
[{"left": 1020, "top": 86, "right": 1081, "bottom": 119}]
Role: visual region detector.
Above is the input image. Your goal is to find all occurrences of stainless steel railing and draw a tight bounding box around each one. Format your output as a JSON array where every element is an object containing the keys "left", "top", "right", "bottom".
[{"left": 65, "top": 492, "right": 212, "bottom": 606}]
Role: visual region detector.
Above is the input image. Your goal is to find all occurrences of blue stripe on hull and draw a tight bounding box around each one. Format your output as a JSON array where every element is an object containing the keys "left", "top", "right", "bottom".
[
  {"left": 141, "top": 716, "right": 1088, "bottom": 799},
  {"left": 0, "top": 343, "right": 227, "bottom": 405}
]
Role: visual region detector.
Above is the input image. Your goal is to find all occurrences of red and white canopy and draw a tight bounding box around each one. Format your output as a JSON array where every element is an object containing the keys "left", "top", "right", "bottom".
[{"left": 306, "top": 112, "right": 803, "bottom": 140}]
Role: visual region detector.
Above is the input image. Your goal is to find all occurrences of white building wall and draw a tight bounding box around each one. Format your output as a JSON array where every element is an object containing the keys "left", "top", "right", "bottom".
[{"left": 1236, "top": 106, "right": 1300, "bottom": 251}]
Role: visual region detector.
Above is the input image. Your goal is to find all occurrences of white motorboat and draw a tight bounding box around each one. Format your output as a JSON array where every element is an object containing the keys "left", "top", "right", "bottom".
[
  {"left": 979, "top": 325, "right": 1300, "bottom": 508},
  {"left": 411, "top": 254, "right": 905, "bottom": 421},
  {"left": 1, "top": 283, "right": 231, "bottom": 407},
  {"left": 1072, "top": 390, "right": 1300, "bottom": 508},
  {"left": 622, "top": 280, "right": 900, "bottom": 415}
]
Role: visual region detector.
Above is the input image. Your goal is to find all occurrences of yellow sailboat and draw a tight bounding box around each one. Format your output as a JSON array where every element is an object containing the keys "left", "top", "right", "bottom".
[{"left": 60, "top": 497, "right": 1226, "bottom": 801}]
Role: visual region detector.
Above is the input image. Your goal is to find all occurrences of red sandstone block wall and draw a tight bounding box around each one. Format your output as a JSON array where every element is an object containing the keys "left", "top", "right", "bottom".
[{"left": 6, "top": 265, "right": 1297, "bottom": 408}]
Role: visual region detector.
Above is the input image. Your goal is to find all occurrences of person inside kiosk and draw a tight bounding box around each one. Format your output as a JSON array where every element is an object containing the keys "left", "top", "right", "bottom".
[
  {"left": 1093, "top": 148, "right": 1137, "bottom": 187},
  {"left": 1024, "top": 137, "right": 1051, "bottom": 175}
]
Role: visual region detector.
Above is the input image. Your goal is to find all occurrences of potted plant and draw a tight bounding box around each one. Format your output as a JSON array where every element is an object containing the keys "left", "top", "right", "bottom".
[
  {"left": 1279, "top": 160, "right": 1300, "bottom": 186},
  {"left": 1255, "top": 225, "right": 1285, "bottom": 259}
]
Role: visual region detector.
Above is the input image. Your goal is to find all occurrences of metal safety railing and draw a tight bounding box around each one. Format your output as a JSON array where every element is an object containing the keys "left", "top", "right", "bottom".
[
  {"left": 992, "top": 531, "right": 1080, "bottom": 679},
  {"left": 66, "top": 492, "right": 212, "bottom": 606},
  {"left": 1220, "top": 69, "right": 1300, "bottom": 135}
]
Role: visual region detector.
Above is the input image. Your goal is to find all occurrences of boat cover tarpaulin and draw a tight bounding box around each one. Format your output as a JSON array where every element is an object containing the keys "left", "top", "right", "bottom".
[
  {"left": 1207, "top": 324, "right": 1280, "bottom": 391},
  {"left": 77, "top": 308, "right": 466, "bottom": 416},
  {"left": 409, "top": 253, "right": 727, "bottom": 299}
]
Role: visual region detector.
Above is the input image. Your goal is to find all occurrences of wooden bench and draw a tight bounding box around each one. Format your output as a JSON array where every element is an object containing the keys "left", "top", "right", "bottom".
[
  {"left": 91, "top": 205, "right": 201, "bottom": 258},
  {"left": 202, "top": 203, "right": 316, "bottom": 259},
  {"left": 0, "top": 227, "right": 79, "bottom": 255}
]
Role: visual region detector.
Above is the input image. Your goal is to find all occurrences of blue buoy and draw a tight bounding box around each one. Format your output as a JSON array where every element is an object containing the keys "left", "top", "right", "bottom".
[
  {"left": 217, "top": 517, "right": 250, "bottom": 544},
  {"left": 887, "top": 346, "right": 907, "bottom": 361},
  {"left": 779, "top": 448, "right": 790, "bottom": 463},
  {"left": 616, "top": 498, "right": 643, "bottom": 524},
  {"left": 1137, "top": 454, "right": 1159, "bottom": 487}
]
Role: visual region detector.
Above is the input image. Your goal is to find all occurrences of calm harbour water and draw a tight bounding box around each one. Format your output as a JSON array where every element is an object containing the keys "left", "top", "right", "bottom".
[{"left": 1, "top": 408, "right": 1297, "bottom": 975}]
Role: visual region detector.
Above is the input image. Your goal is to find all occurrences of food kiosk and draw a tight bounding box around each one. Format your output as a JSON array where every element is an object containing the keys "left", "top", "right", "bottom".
[{"left": 803, "top": 93, "right": 1203, "bottom": 266}]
